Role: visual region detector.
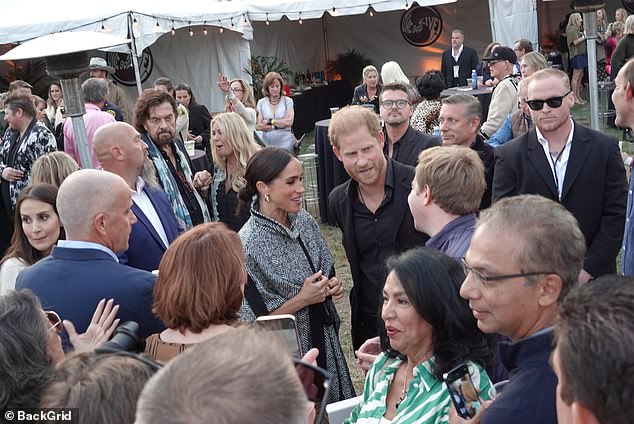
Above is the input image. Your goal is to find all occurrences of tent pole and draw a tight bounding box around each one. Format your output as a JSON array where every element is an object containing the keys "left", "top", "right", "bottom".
[
  {"left": 322, "top": 17, "right": 329, "bottom": 69},
  {"left": 127, "top": 13, "right": 143, "bottom": 96}
]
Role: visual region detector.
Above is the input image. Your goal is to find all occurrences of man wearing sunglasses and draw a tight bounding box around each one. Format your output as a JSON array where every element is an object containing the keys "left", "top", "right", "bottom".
[
  {"left": 380, "top": 82, "right": 439, "bottom": 167},
  {"left": 612, "top": 58, "right": 634, "bottom": 275},
  {"left": 492, "top": 68, "right": 627, "bottom": 283},
  {"left": 480, "top": 46, "right": 519, "bottom": 140}
]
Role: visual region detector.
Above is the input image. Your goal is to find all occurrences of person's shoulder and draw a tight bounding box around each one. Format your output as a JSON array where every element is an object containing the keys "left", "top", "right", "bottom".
[{"left": 392, "top": 158, "right": 416, "bottom": 178}]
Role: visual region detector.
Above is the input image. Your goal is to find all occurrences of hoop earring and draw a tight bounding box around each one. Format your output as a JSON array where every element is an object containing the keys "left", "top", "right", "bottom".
[{"left": 264, "top": 193, "right": 271, "bottom": 203}]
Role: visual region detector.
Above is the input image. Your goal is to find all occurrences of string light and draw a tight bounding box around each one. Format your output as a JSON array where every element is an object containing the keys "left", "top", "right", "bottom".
[
  {"left": 299, "top": 12, "right": 303, "bottom": 25},
  {"left": 188, "top": 21, "right": 193, "bottom": 37},
  {"left": 171, "top": 20, "right": 175, "bottom": 36},
  {"left": 155, "top": 19, "right": 160, "bottom": 28},
  {"left": 230, "top": 17, "right": 234, "bottom": 28},
  {"left": 266, "top": 13, "right": 270, "bottom": 26},
  {"left": 101, "top": 20, "right": 105, "bottom": 31},
  {"left": 203, "top": 21, "right": 208, "bottom": 35},
  {"left": 133, "top": 15, "right": 138, "bottom": 24},
  {"left": 332, "top": 6, "right": 336, "bottom": 13},
  {"left": 369, "top": 5, "right": 374, "bottom": 17},
  {"left": 405, "top": 0, "right": 409, "bottom": 7},
  {"left": 244, "top": 13, "right": 247, "bottom": 23}
]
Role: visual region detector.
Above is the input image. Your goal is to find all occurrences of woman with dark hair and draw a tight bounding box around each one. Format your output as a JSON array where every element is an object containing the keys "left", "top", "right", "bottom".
[
  {"left": 144, "top": 222, "right": 246, "bottom": 363},
  {"left": 346, "top": 247, "right": 494, "bottom": 423},
  {"left": 255, "top": 72, "right": 295, "bottom": 151},
  {"left": 0, "top": 184, "right": 63, "bottom": 294},
  {"left": 238, "top": 147, "right": 355, "bottom": 402},
  {"left": 411, "top": 71, "right": 445, "bottom": 134},
  {"left": 0, "top": 290, "right": 119, "bottom": 411},
  {"left": 44, "top": 82, "right": 65, "bottom": 150},
  {"left": 175, "top": 83, "right": 212, "bottom": 157}
]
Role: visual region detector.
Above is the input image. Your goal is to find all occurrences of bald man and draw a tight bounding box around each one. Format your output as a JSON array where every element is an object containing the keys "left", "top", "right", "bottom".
[
  {"left": 94, "top": 122, "right": 182, "bottom": 271},
  {"left": 16, "top": 169, "right": 165, "bottom": 341}
]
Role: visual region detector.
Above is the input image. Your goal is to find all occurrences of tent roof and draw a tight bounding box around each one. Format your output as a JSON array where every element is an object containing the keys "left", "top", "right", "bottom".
[{"left": 0, "top": 0, "right": 455, "bottom": 47}]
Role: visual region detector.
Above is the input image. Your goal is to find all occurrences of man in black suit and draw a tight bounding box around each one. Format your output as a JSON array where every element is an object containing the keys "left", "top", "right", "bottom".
[
  {"left": 328, "top": 106, "right": 428, "bottom": 350},
  {"left": 493, "top": 68, "right": 627, "bottom": 282},
  {"left": 380, "top": 82, "right": 439, "bottom": 167},
  {"left": 440, "top": 29, "right": 480, "bottom": 88}
]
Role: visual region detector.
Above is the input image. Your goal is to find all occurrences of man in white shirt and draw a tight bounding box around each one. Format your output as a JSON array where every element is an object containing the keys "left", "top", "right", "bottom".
[
  {"left": 440, "top": 29, "right": 479, "bottom": 88},
  {"left": 94, "top": 122, "right": 183, "bottom": 272}
]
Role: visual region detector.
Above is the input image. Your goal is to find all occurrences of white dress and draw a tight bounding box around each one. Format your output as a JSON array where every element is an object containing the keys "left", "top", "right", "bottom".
[
  {"left": 256, "top": 97, "right": 295, "bottom": 151},
  {"left": 0, "top": 257, "right": 27, "bottom": 295}
]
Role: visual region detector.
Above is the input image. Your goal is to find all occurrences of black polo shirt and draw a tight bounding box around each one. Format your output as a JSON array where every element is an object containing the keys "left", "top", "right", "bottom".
[{"left": 351, "top": 159, "right": 398, "bottom": 317}]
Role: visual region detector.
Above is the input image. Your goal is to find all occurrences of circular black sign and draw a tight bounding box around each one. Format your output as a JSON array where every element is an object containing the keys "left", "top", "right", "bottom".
[
  {"left": 400, "top": 6, "right": 443, "bottom": 47},
  {"left": 107, "top": 48, "right": 154, "bottom": 87}
]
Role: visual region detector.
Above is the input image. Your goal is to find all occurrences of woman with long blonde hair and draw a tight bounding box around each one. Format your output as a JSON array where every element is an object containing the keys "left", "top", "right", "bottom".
[
  {"left": 567, "top": 13, "right": 587, "bottom": 104},
  {"left": 217, "top": 75, "right": 257, "bottom": 131},
  {"left": 210, "top": 112, "right": 261, "bottom": 231}
]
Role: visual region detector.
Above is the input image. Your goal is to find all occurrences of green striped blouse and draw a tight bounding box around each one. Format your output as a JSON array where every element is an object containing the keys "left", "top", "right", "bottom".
[{"left": 344, "top": 353, "right": 494, "bottom": 424}]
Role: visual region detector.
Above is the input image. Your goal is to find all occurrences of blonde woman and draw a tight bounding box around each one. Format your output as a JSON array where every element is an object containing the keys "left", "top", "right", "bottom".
[
  {"left": 567, "top": 13, "right": 587, "bottom": 104},
  {"left": 217, "top": 74, "right": 257, "bottom": 131},
  {"left": 31, "top": 152, "right": 79, "bottom": 188},
  {"left": 352, "top": 65, "right": 383, "bottom": 113},
  {"left": 210, "top": 112, "right": 261, "bottom": 231}
]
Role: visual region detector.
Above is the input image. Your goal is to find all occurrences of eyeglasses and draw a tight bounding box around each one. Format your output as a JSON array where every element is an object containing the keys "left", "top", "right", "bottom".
[
  {"left": 293, "top": 358, "right": 333, "bottom": 424},
  {"left": 231, "top": 88, "right": 245, "bottom": 93},
  {"left": 45, "top": 310, "right": 63, "bottom": 334},
  {"left": 526, "top": 90, "right": 571, "bottom": 111},
  {"left": 488, "top": 60, "right": 501, "bottom": 65},
  {"left": 461, "top": 257, "right": 555, "bottom": 289},
  {"left": 380, "top": 99, "right": 411, "bottom": 109}
]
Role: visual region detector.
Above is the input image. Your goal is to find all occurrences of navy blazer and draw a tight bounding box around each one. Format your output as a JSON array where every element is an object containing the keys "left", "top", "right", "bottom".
[
  {"left": 16, "top": 246, "right": 165, "bottom": 338},
  {"left": 492, "top": 123, "right": 627, "bottom": 277},
  {"left": 120, "top": 184, "right": 183, "bottom": 272}
]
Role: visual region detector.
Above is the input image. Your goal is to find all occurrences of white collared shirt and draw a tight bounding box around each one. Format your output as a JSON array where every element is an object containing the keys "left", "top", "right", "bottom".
[
  {"left": 131, "top": 177, "right": 169, "bottom": 248},
  {"left": 535, "top": 119, "right": 575, "bottom": 200},
  {"left": 57, "top": 240, "right": 119, "bottom": 262},
  {"left": 452, "top": 44, "right": 464, "bottom": 62}
]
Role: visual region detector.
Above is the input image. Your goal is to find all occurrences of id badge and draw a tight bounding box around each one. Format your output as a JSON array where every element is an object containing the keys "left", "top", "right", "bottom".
[{"left": 453, "top": 65, "right": 460, "bottom": 78}]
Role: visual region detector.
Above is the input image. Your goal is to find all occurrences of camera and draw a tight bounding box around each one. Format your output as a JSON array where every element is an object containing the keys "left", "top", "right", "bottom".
[{"left": 101, "top": 321, "right": 145, "bottom": 353}]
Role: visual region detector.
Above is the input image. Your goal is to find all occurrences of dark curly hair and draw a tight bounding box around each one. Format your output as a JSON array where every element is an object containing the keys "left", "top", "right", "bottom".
[
  {"left": 380, "top": 247, "right": 494, "bottom": 380},
  {"left": 133, "top": 88, "right": 178, "bottom": 134},
  {"left": 415, "top": 70, "right": 445, "bottom": 100}
]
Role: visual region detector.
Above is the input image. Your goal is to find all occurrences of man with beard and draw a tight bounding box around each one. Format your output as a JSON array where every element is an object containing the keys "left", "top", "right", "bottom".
[
  {"left": 328, "top": 105, "right": 428, "bottom": 350},
  {"left": 133, "top": 89, "right": 210, "bottom": 229},
  {"left": 493, "top": 68, "right": 627, "bottom": 283},
  {"left": 380, "top": 82, "right": 439, "bottom": 167}
]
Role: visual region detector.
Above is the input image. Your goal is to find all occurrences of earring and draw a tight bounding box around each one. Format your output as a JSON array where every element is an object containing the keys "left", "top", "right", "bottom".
[{"left": 264, "top": 193, "right": 271, "bottom": 202}]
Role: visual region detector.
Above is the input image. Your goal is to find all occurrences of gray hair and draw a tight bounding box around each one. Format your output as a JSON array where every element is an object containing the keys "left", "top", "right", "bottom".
[
  {"left": 0, "top": 290, "right": 52, "bottom": 411},
  {"left": 56, "top": 169, "right": 128, "bottom": 239},
  {"left": 441, "top": 94, "right": 482, "bottom": 123},
  {"left": 477, "top": 195, "right": 585, "bottom": 300},
  {"left": 136, "top": 327, "right": 307, "bottom": 424},
  {"left": 82, "top": 77, "right": 109, "bottom": 104},
  {"left": 362, "top": 65, "right": 378, "bottom": 79}
]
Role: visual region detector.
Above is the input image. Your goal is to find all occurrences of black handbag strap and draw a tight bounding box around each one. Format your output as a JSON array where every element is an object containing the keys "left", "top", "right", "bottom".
[{"left": 244, "top": 274, "right": 268, "bottom": 318}]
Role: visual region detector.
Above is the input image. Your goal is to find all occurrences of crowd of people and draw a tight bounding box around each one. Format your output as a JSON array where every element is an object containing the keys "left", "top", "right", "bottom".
[{"left": 0, "top": 13, "right": 634, "bottom": 424}]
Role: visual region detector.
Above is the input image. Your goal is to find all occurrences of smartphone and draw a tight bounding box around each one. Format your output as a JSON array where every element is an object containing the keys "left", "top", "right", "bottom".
[
  {"left": 255, "top": 314, "right": 302, "bottom": 358},
  {"left": 443, "top": 363, "right": 481, "bottom": 419}
]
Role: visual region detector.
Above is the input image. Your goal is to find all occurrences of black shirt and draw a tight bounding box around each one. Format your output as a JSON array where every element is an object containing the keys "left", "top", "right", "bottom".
[
  {"left": 383, "top": 126, "right": 440, "bottom": 167},
  {"left": 159, "top": 143, "right": 205, "bottom": 226},
  {"left": 351, "top": 159, "right": 399, "bottom": 317},
  {"left": 471, "top": 134, "right": 495, "bottom": 210},
  {"left": 215, "top": 183, "right": 250, "bottom": 231}
]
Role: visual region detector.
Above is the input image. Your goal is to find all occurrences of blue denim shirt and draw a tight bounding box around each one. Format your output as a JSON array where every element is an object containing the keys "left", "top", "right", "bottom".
[{"left": 622, "top": 174, "right": 634, "bottom": 274}]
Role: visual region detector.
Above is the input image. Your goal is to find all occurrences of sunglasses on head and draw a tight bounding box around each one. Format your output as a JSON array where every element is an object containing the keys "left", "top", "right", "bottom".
[
  {"left": 45, "top": 310, "right": 63, "bottom": 334},
  {"left": 293, "top": 358, "right": 333, "bottom": 424},
  {"left": 526, "top": 90, "right": 572, "bottom": 111}
]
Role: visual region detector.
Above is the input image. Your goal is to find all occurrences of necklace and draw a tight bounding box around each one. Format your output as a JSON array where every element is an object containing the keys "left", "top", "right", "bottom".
[
  {"left": 395, "top": 362, "right": 410, "bottom": 409},
  {"left": 269, "top": 97, "right": 281, "bottom": 105}
]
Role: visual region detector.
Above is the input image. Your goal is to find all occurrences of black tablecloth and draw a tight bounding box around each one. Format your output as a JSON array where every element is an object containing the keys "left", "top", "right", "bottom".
[
  {"left": 315, "top": 119, "right": 349, "bottom": 225},
  {"left": 292, "top": 80, "right": 353, "bottom": 139},
  {"left": 190, "top": 149, "right": 210, "bottom": 173},
  {"left": 441, "top": 86, "right": 493, "bottom": 121}
]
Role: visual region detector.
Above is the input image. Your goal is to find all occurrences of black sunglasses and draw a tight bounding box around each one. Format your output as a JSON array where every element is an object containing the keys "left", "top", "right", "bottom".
[
  {"left": 293, "top": 358, "right": 333, "bottom": 424},
  {"left": 526, "top": 90, "right": 572, "bottom": 111}
]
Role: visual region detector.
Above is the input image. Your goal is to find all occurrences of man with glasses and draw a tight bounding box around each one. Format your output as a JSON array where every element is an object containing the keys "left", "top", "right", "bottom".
[
  {"left": 380, "top": 82, "right": 439, "bottom": 167},
  {"left": 480, "top": 46, "right": 519, "bottom": 139},
  {"left": 458, "top": 194, "right": 586, "bottom": 424},
  {"left": 133, "top": 89, "right": 210, "bottom": 229},
  {"left": 328, "top": 105, "right": 428, "bottom": 350},
  {"left": 492, "top": 68, "right": 627, "bottom": 282}
]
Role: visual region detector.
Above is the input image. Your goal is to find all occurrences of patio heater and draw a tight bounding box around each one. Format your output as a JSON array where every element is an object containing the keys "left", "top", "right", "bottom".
[{"left": 0, "top": 32, "right": 130, "bottom": 169}]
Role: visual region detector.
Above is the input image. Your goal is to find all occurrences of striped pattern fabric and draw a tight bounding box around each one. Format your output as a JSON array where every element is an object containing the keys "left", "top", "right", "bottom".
[{"left": 345, "top": 353, "right": 494, "bottom": 424}]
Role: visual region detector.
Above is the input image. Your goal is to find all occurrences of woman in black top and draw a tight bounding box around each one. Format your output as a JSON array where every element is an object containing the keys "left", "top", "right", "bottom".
[
  {"left": 175, "top": 83, "right": 212, "bottom": 161},
  {"left": 210, "top": 112, "right": 260, "bottom": 231}
]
